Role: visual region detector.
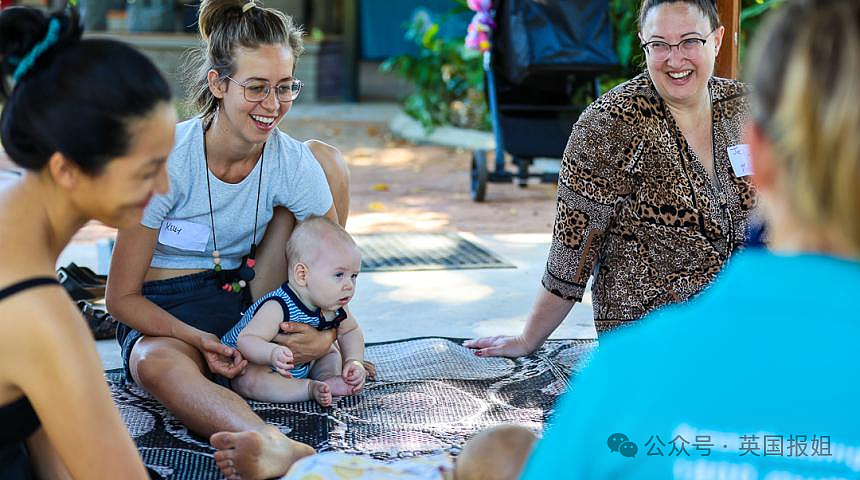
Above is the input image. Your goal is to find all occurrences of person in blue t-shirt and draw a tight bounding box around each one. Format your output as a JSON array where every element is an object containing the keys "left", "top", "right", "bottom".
[{"left": 522, "top": 1, "right": 860, "bottom": 479}]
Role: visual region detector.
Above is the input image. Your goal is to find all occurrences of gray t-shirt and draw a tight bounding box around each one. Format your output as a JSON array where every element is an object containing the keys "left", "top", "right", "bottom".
[{"left": 141, "top": 117, "right": 333, "bottom": 270}]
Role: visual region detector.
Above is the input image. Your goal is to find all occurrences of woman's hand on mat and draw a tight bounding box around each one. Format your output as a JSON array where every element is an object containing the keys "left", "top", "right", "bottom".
[
  {"left": 342, "top": 359, "right": 366, "bottom": 394},
  {"left": 464, "top": 335, "right": 536, "bottom": 358},
  {"left": 270, "top": 346, "right": 294, "bottom": 377},
  {"left": 274, "top": 322, "right": 338, "bottom": 364},
  {"left": 199, "top": 334, "right": 247, "bottom": 378}
]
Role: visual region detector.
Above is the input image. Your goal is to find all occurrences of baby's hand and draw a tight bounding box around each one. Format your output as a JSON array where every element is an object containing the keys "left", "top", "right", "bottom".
[
  {"left": 342, "top": 359, "right": 367, "bottom": 394},
  {"left": 271, "top": 345, "right": 294, "bottom": 377}
]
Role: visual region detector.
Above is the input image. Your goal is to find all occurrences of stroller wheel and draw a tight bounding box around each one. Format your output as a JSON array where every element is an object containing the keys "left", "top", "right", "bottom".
[{"left": 471, "top": 150, "right": 488, "bottom": 202}]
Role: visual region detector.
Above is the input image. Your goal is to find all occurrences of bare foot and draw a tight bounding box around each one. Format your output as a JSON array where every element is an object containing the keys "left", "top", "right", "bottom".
[
  {"left": 211, "top": 426, "right": 314, "bottom": 480},
  {"left": 322, "top": 375, "right": 355, "bottom": 397},
  {"left": 309, "top": 380, "right": 332, "bottom": 407}
]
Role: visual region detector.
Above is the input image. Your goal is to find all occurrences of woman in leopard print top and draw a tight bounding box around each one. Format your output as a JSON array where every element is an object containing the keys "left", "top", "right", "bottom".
[{"left": 466, "top": 0, "right": 757, "bottom": 356}]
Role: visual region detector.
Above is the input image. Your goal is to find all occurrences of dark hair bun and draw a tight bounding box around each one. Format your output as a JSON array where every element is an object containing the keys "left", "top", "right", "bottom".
[
  {"left": 0, "top": 6, "right": 171, "bottom": 173},
  {"left": 0, "top": 7, "right": 82, "bottom": 95}
]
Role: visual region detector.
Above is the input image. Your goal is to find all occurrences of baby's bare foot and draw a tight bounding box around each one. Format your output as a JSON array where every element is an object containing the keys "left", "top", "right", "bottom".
[
  {"left": 309, "top": 380, "right": 332, "bottom": 407},
  {"left": 211, "top": 426, "right": 314, "bottom": 480},
  {"left": 322, "top": 375, "right": 356, "bottom": 397}
]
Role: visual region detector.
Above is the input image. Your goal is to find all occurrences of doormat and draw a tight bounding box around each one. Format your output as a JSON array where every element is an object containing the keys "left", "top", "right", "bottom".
[
  {"left": 108, "top": 337, "right": 596, "bottom": 479},
  {"left": 354, "top": 233, "right": 514, "bottom": 272}
]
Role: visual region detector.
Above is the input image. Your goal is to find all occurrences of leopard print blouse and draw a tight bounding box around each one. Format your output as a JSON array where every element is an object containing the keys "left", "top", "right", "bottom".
[{"left": 542, "top": 72, "right": 756, "bottom": 332}]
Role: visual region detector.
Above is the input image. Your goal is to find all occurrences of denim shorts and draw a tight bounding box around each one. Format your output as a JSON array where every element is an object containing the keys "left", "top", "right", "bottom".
[
  {"left": 115, "top": 269, "right": 251, "bottom": 382},
  {"left": 0, "top": 442, "right": 32, "bottom": 480}
]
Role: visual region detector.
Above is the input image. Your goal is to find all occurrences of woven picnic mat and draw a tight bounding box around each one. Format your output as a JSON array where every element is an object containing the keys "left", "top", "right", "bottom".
[{"left": 108, "top": 337, "right": 596, "bottom": 479}]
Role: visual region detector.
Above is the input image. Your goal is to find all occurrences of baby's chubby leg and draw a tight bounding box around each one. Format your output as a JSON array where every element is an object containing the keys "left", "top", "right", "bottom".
[
  {"left": 309, "top": 346, "right": 355, "bottom": 397},
  {"left": 232, "top": 363, "right": 331, "bottom": 405}
]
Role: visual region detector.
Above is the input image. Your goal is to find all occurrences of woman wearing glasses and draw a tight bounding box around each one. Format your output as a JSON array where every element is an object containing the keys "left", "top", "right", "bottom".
[
  {"left": 105, "top": 0, "right": 346, "bottom": 477},
  {"left": 467, "top": 0, "right": 756, "bottom": 356}
]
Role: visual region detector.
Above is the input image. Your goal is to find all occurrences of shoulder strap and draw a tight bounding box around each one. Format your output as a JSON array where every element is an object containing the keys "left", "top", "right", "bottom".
[
  {"left": 0, "top": 277, "right": 60, "bottom": 301},
  {"left": 257, "top": 296, "right": 291, "bottom": 323}
]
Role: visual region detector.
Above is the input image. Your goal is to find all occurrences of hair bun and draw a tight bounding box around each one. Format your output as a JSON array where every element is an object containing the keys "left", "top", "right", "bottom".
[
  {"left": 197, "top": 0, "right": 248, "bottom": 42},
  {"left": 0, "top": 7, "right": 83, "bottom": 91}
]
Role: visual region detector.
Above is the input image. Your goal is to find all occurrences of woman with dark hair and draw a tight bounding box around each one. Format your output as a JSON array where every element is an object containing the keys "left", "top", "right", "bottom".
[
  {"left": 521, "top": 0, "right": 860, "bottom": 477},
  {"left": 0, "top": 6, "right": 174, "bottom": 479},
  {"left": 105, "top": 0, "right": 349, "bottom": 477},
  {"left": 467, "top": 0, "right": 757, "bottom": 355}
]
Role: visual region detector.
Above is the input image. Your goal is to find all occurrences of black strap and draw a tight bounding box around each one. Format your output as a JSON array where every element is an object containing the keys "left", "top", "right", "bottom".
[
  {"left": 317, "top": 308, "right": 347, "bottom": 331},
  {"left": 0, "top": 277, "right": 59, "bottom": 302}
]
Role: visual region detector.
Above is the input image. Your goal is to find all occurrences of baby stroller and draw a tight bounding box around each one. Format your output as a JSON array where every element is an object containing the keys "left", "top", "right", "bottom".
[{"left": 471, "top": 0, "right": 619, "bottom": 201}]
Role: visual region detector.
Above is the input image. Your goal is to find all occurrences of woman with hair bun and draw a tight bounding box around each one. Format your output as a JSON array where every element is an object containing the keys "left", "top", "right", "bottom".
[
  {"left": 522, "top": 0, "right": 860, "bottom": 477},
  {"left": 0, "top": 6, "right": 174, "bottom": 479},
  {"left": 105, "top": 0, "right": 349, "bottom": 477}
]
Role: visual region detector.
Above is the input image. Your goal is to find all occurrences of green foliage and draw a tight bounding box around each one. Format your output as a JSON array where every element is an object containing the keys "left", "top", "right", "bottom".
[
  {"left": 609, "top": 0, "right": 644, "bottom": 77},
  {"left": 739, "top": 0, "right": 785, "bottom": 62},
  {"left": 384, "top": 0, "right": 784, "bottom": 131},
  {"left": 381, "top": 7, "right": 491, "bottom": 132}
]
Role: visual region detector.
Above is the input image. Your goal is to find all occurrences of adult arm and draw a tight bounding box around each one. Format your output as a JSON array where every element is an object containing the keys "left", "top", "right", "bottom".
[
  {"left": 464, "top": 288, "right": 575, "bottom": 357},
  {"left": 7, "top": 291, "right": 149, "bottom": 479},
  {"left": 467, "top": 103, "right": 637, "bottom": 357},
  {"left": 274, "top": 320, "right": 339, "bottom": 364},
  {"left": 306, "top": 139, "right": 349, "bottom": 228},
  {"left": 26, "top": 428, "right": 71, "bottom": 480},
  {"left": 105, "top": 224, "right": 244, "bottom": 377}
]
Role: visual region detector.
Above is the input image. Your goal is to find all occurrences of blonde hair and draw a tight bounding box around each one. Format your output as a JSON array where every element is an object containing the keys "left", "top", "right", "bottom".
[
  {"left": 748, "top": 0, "right": 860, "bottom": 252},
  {"left": 286, "top": 216, "right": 357, "bottom": 271},
  {"left": 185, "top": 0, "right": 304, "bottom": 123}
]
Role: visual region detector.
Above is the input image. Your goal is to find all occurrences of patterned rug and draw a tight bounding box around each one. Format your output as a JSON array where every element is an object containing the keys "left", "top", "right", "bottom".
[
  {"left": 354, "top": 233, "right": 514, "bottom": 272},
  {"left": 108, "top": 337, "right": 596, "bottom": 480}
]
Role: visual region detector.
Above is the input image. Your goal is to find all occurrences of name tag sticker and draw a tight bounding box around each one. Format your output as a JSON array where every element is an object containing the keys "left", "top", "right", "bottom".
[
  {"left": 158, "top": 219, "right": 210, "bottom": 252},
  {"left": 727, "top": 144, "right": 754, "bottom": 177}
]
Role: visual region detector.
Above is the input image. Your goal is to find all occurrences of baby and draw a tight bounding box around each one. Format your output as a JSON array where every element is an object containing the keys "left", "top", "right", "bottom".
[
  {"left": 221, "top": 216, "right": 365, "bottom": 406},
  {"left": 282, "top": 424, "right": 538, "bottom": 480}
]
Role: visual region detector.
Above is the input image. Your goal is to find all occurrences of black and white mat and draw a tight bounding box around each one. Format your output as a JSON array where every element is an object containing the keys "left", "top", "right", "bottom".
[
  {"left": 355, "top": 233, "right": 514, "bottom": 272},
  {"left": 108, "top": 337, "right": 596, "bottom": 480}
]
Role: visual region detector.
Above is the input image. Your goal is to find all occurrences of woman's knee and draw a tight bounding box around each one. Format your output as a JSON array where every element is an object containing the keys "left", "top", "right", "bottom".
[{"left": 130, "top": 337, "right": 203, "bottom": 389}]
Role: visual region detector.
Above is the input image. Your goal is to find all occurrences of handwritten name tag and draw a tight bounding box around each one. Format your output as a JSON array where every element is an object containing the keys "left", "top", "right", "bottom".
[
  {"left": 727, "top": 144, "right": 754, "bottom": 177},
  {"left": 157, "top": 219, "right": 210, "bottom": 252}
]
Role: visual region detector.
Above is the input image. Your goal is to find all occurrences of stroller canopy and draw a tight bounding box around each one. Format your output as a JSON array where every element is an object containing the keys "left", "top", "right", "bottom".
[{"left": 495, "top": 0, "right": 619, "bottom": 83}]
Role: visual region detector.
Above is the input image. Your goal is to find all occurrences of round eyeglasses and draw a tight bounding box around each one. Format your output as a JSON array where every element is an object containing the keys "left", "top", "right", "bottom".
[
  {"left": 641, "top": 29, "right": 717, "bottom": 62},
  {"left": 224, "top": 76, "right": 303, "bottom": 103}
]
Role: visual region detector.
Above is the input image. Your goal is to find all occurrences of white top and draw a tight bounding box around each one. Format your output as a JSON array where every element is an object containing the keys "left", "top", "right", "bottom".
[{"left": 141, "top": 117, "right": 333, "bottom": 270}]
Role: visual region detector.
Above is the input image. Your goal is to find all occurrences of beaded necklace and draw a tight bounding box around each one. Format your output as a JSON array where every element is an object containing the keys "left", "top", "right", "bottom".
[{"left": 203, "top": 132, "right": 264, "bottom": 294}]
